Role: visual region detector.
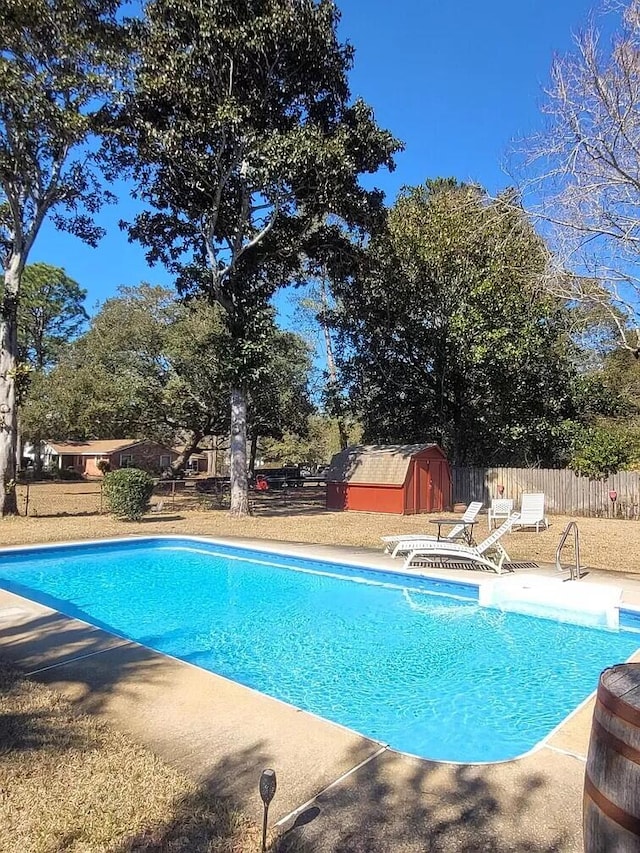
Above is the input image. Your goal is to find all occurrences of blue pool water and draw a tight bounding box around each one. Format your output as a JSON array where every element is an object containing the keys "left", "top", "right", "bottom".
[{"left": 1, "top": 536, "right": 638, "bottom": 762}]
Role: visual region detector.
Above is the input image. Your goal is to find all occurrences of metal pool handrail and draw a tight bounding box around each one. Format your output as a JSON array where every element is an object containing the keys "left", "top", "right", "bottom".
[{"left": 556, "top": 521, "right": 582, "bottom": 581}]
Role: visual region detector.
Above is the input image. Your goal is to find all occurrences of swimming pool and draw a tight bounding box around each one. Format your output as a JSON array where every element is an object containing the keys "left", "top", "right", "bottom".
[{"left": 0, "top": 536, "right": 638, "bottom": 762}]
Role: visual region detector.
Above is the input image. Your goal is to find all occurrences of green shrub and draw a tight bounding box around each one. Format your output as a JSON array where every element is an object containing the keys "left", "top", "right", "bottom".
[
  {"left": 569, "top": 426, "right": 631, "bottom": 480},
  {"left": 103, "top": 468, "right": 154, "bottom": 520}
]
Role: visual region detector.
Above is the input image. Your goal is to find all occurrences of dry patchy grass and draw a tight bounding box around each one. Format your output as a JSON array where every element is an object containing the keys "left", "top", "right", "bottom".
[
  {"left": 5, "top": 481, "right": 640, "bottom": 574},
  {"left": 0, "top": 664, "right": 261, "bottom": 853}
]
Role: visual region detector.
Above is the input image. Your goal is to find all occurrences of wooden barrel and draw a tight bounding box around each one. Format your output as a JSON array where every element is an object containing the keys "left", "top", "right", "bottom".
[{"left": 584, "top": 664, "right": 640, "bottom": 851}]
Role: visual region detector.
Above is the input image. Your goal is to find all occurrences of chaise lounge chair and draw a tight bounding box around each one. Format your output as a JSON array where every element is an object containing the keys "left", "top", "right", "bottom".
[
  {"left": 515, "top": 493, "right": 548, "bottom": 532},
  {"left": 402, "top": 513, "right": 521, "bottom": 574},
  {"left": 381, "top": 502, "right": 483, "bottom": 556}
]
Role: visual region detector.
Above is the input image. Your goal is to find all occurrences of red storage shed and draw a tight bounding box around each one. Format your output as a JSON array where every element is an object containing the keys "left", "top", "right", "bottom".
[{"left": 325, "top": 443, "right": 451, "bottom": 514}]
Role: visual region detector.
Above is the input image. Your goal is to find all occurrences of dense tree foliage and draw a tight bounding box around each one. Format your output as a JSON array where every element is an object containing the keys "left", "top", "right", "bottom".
[
  {"left": 246, "top": 330, "right": 314, "bottom": 472},
  {"left": 261, "top": 414, "right": 362, "bottom": 468},
  {"left": 332, "top": 180, "right": 581, "bottom": 466},
  {"left": 12, "top": 263, "right": 88, "bottom": 472},
  {"left": 21, "top": 284, "right": 314, "bottom": 470},
  {"left": 0, "top": 0, "right": 126, "bottom": 513},
  {"left": 21, "top": 285, "right": 181, "bottom": 445},
  {"left": 17, "top": 264, "right": 88, "bottom": 372},
  {"left": 118, "top": 0, "right": 401, "bottom": 514},
  {"left": 568, "top": 425, "right": 631, "bottom": 480},
  {"left": 569, "top": 349, "right": 640, "bottom": 474}
]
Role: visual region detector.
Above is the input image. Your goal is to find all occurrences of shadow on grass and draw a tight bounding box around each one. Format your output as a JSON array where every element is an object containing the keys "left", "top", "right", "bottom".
[
  {"left": 20, "top": 485, "right": 330, "bottom": 520},
  {"left": 109, "top": 745, "right": 271, "bottom": 853},
  {"left": 249, "top": 487, "right": 330, "bottom": 519},
  {"left": 138, "top": 514, "right": 185, "bottom": 523},
  {"left": 27, "top": 509, "right": 104, "bottom": 518},
  {"left": 0, "top": 661, "right": 269, "bottom": 853},
  {"left": 24, "top": 511, "right": 186, "bottom": 521},
  {"left": 0, "top": 663, "right": 91, "bottom": 756}
]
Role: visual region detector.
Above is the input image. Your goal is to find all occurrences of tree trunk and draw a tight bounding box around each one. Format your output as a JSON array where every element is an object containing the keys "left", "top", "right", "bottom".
[
  {"left": 0, "top": 262, "right": 20, "bottom": 515},
  {"left": 320, "top": 278, "right": 348, "bottom": 451},
  {"left": 207, "top": 435, "right": 218, "bottom": 476},
  {"left": 229, "top": 387, "right": 249, "bottom": 517},
  {"left": 171, "top": 430, "right": 203, "bottom": 475},
  {"left": 33, "top": 430, "right": 43, "bottom": 477},
  {"left": 336, "top": 413, "right": 349, "bottom": 452},
  {"left": 248, "top": 432, "right": 258, "bottom": 477},
  {"left": 16, "top": 415, "right": 23, "bottom": 471}
]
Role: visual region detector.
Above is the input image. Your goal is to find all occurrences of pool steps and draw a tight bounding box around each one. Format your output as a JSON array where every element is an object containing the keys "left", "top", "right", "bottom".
[{"left": 480, "top": 574, "right": 623, "bottom": 628}]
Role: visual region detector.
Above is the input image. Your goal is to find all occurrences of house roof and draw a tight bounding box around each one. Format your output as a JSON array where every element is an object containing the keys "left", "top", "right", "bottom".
[
  {"left": 325, "top": 444, "right": 440, "bottom": 486},
  {"left": 47, "top": 439, "right": 145, "bottom": 456}
]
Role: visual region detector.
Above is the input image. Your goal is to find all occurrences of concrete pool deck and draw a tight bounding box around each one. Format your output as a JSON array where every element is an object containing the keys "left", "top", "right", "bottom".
[{"left": 1, "top": 534, "right": 637, "bottom": 851}]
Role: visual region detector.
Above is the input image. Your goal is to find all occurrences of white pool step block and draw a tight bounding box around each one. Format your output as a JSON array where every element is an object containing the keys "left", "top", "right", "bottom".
[{"left": 479, "top": 574, "right": 623, "bottom": 628}]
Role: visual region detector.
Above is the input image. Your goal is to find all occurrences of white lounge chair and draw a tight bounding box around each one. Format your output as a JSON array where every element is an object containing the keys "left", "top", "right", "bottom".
[
  {"left": 382, "top": 502, "right": 483, "bottom": 556},
  {"left": 488, "top": 498, "right": 514, "bottom": 530},
  {"left": 402, "top": 513, "right": 521, "bottom": 574},
  {"left": 515, "top": 493, "right": 548, "bottom": 532}
]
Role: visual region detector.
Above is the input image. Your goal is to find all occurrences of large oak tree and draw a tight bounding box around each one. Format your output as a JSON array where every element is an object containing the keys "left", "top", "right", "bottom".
[
  {"left": 332, "top": 180, "right": 581, "bottom": 466},
  {"left": 119, "top": 0, "right": 400, "bottom": 515},
  {"left": 0, "top": 0, "right": 126, "bottom": 513}
]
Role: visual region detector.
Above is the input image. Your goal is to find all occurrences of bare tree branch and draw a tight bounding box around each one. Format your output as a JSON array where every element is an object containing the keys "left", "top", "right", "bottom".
[{"left": 514, "top": 1, "right": 640, "bottom": 355}]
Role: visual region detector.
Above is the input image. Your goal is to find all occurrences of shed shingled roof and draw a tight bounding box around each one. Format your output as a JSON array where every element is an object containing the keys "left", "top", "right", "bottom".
[{"left": 325, "top": 444, "right": 440, "bottom": 486}]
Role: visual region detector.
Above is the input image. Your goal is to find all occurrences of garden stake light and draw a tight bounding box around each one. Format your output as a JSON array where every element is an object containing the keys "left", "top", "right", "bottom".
[{"left": 259, "top": 768, "right": 277, "bottom": 852}]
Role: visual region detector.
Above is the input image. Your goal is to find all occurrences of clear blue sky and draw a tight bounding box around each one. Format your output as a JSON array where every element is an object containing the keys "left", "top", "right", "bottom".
[{"left": 32, "top": 0, "right": 598, "bottom": 313}]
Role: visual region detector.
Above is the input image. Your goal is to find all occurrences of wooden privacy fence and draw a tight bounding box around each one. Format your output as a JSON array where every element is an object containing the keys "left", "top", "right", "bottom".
[{"left": 452, "top": 466, "right": 640, "bottom": 519}]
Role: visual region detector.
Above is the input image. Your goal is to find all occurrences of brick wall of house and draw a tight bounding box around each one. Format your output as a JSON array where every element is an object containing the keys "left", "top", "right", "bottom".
[
  {"left": 107, "top": 443, "right": 178, "bottom": 475},
  {"left": 83, "top": 456, "right": 107, "bottom": 477}
]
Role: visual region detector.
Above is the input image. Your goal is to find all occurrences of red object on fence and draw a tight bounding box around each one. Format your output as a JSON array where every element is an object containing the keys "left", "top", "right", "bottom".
[
  {"left": 255, "top": 475, "right": 269, "bottom": 492},
  {"left": 497, "top": 484, "right": 505, "bottom": 496},
  {"left": 609, "top": 490, "right": 618, "bottom": 503}
]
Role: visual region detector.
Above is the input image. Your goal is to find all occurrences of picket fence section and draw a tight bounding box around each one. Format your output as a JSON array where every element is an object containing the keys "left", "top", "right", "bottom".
[{"left": 451, "top": 466, "right": 640, "bottom": 519}]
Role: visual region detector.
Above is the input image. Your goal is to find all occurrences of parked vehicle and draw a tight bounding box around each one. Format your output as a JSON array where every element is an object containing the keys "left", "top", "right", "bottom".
[{"left": 253, "top": 466, "right": 305, "bottom": 489}]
